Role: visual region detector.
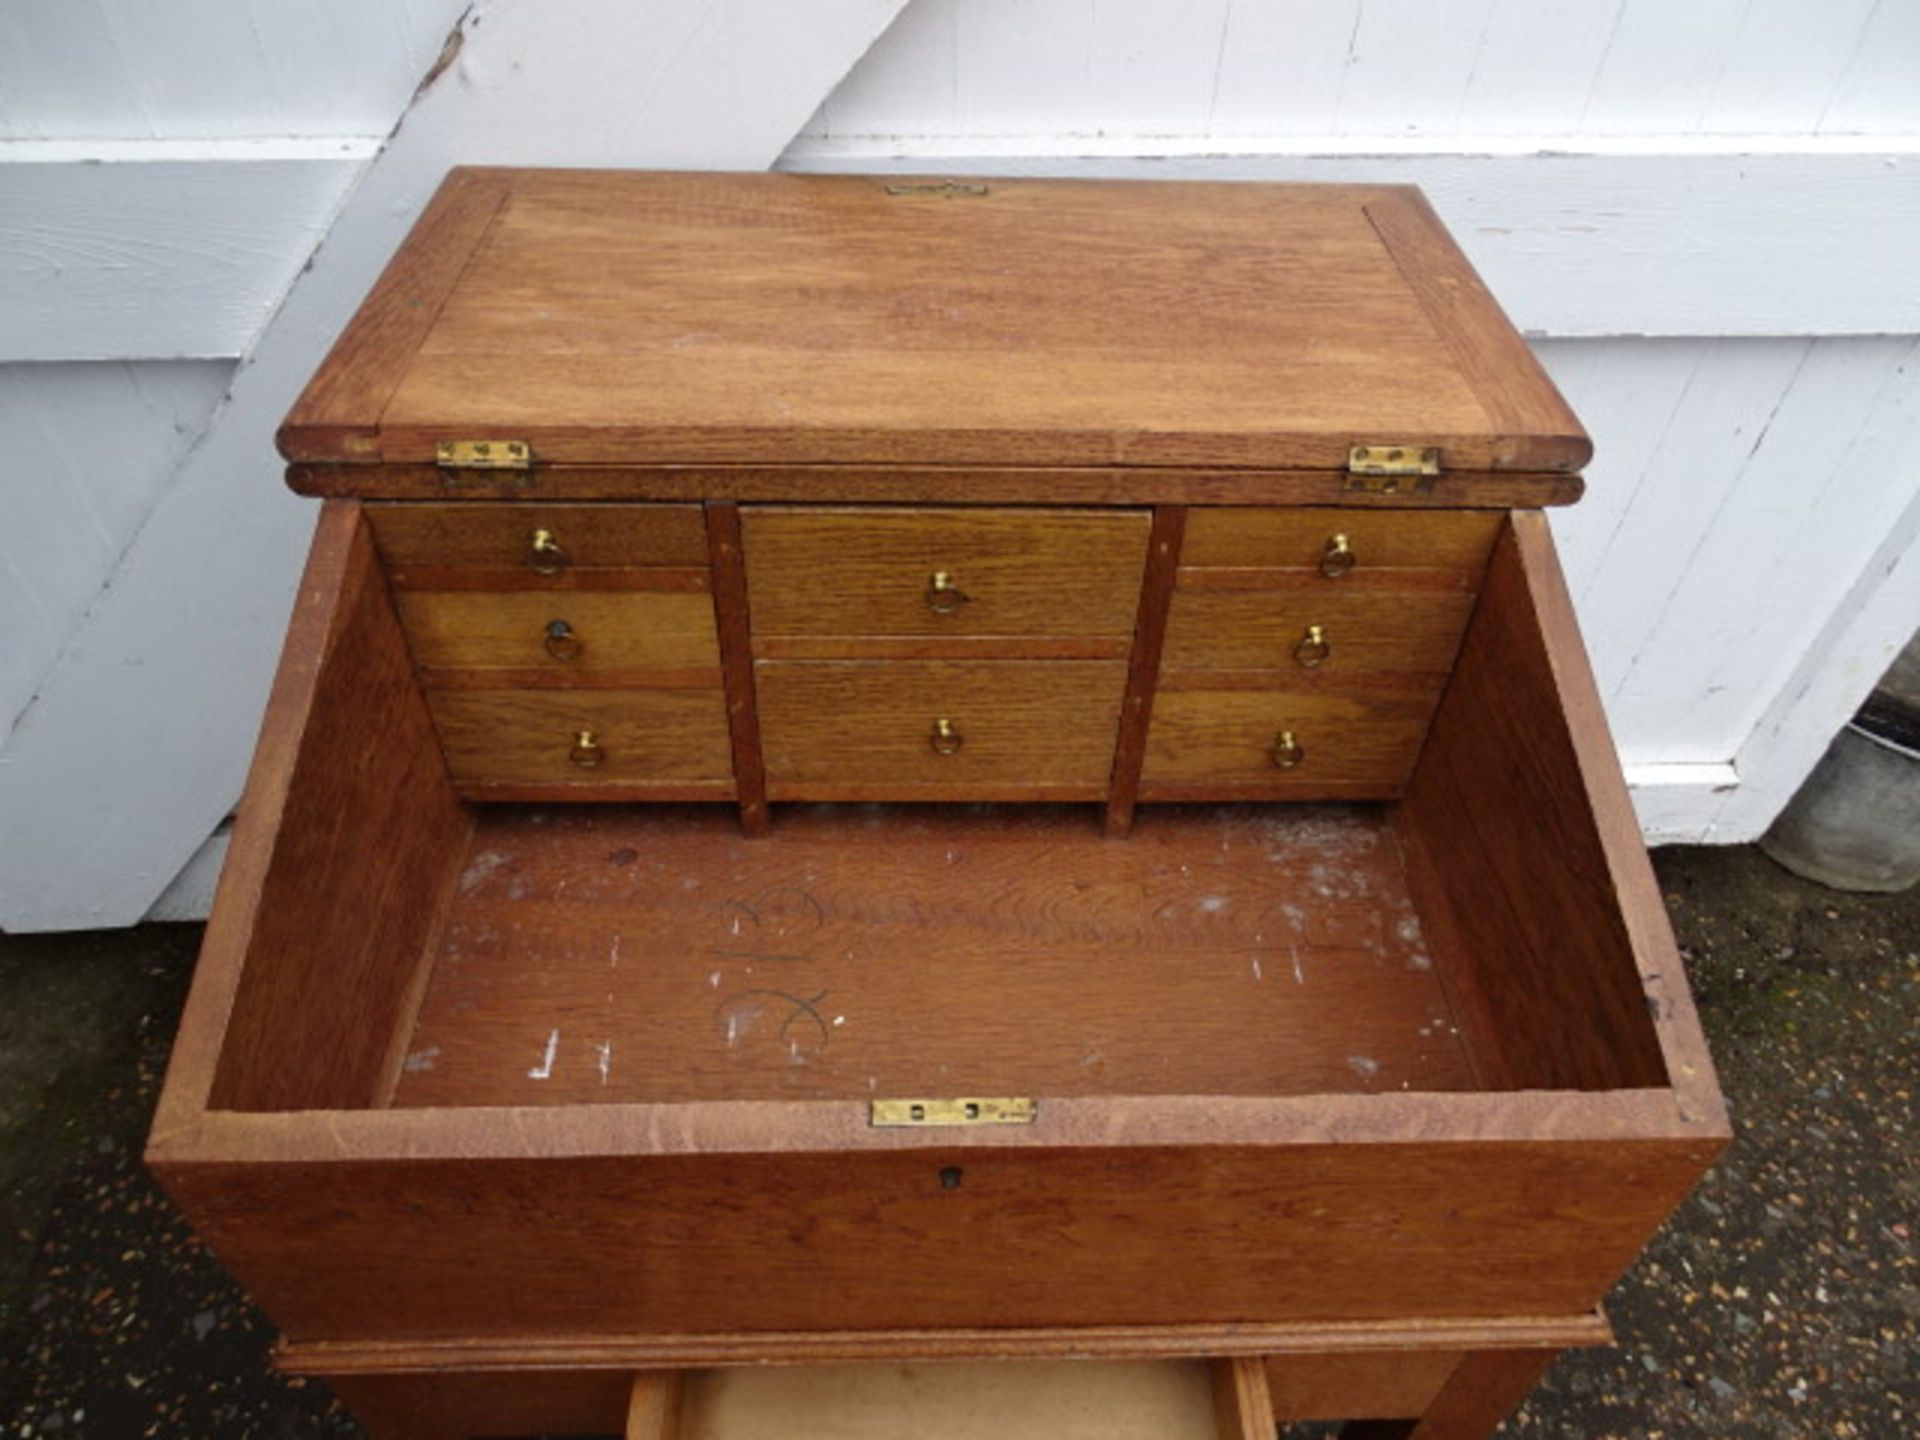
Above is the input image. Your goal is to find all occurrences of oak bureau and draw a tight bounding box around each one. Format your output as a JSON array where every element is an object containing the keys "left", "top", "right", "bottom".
[{"left": 147, "top": 170, "right": 1729, "bottom": 1440}]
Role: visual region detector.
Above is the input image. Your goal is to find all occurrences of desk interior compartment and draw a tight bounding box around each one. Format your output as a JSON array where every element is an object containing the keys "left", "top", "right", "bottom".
[{"left": 148, "top": 502, "right": 1725, "bottom": 1351}]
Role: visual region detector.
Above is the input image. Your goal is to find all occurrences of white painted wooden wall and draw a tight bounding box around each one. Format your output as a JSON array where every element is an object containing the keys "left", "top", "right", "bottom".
[{"left": 1, "top": 0, "right": 1915, "bottom": 931}]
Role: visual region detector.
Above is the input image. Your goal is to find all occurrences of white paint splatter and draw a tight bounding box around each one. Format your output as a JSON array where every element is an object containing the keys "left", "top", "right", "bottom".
[
  {"left": 457, "top": 851, "right": 507, "bottom": 894},
  {"left": 1347, "top": 1055, "right": 1380, "bottom": 1079},
  {"left": 402, "top": 1047, "right": 440, "bottom": 1073},
  {"left": 595, "top": 1040, "right": 613, "bottom": 1086},
  {"left": 1290, "top": 944, "right": 1305, "bottom": 985},
  {"left": 1199, "top": 894, "right": 1227, "bottom": 913},
  {"left": 527, "top": 1029, "right": 560, "bottom": 1080},
  {"left": 1251, "top": 956, "right": 1263, "bottom": 980},
  {"left": 709, "top": 970, "right": 721, "bottom": 988},
  {"left": 833, "top": 1015, "right": 846, "bottom": 1027},
  {"left": 1406, "top": 952, "right": 1433, "bottom": 971},
  {"left": 1395, "top": 916, "right": 1423, "bottom": 943},
  {"left": 609, "top": 935, "right": 622, "bottom": 967}
]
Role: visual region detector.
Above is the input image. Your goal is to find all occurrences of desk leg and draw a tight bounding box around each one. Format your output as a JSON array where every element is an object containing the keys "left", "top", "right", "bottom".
[{"left": 1335, "top": 1347, "right": 1558, "bottom": 1440}]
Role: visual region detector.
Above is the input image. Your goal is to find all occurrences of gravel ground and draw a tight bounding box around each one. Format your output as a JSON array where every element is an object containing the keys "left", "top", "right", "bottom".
[{"left": 1, "top": 845, "right": 1915, "bottom": 1439}]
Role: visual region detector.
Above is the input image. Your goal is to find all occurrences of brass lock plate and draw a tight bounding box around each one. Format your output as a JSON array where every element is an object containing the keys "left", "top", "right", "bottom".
[{"left": 870, "top": 1097, "right": 1037, "bottom": 1128}]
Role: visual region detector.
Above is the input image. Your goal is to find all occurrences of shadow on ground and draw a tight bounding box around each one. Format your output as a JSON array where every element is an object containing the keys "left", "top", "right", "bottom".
[{"left": 1, "top": 847, "right": 1914, "bottom": 1438}]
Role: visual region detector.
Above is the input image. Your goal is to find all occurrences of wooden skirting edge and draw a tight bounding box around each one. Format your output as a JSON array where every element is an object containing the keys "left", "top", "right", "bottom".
[{"left": 279, "top": 1312, "right": 1611, "bottom": 1376}]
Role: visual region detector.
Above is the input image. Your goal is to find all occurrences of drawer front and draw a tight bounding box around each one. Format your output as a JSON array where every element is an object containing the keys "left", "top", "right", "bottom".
[
  {"left": 757, "top": 659, "right": 1128, "bottom": 793},
  {"left": 427, "top": 689, "right": 733, "bottom": 787},
  {"left": 1142, "top": 685, "right": 1433, "bottom": 792},
  {"left": 396, "top": 591, "right": 720, "bottom": 674},
  {"left": 1181, "top": 507, "right": 1501, "bottom": 576},
  {"left": 369, "top": 503, "right": 709, "bottom": 580},
  {"left": 1161, "top": 587, "right": 1476, "bottom": 674},
  {"left": 742, "top": 507, "right": 1150, "bottom": 639}
]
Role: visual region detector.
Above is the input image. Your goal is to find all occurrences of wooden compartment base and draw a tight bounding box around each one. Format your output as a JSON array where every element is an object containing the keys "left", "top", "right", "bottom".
[{"left": 389, "top": 803, "right": 1475, "bottom": 1110}]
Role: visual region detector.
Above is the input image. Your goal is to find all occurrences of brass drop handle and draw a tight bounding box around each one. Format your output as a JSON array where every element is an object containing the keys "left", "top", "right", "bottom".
[
  {"left": 543, "top": 618, "right": 582, "bottom": 661},
  {"left": 1319, "top": 533, "right": 1355, "bottom": 579},
  {"left": 1293, "top": 624, "right": 1331, "bottom": 668},
  {"left": 569, "top": 729, "right": 604, "bottom": 768},
  {"left": 925, "top": 570, "right": 971, "bottom": 614},
  {"left": 1271, "top": 730, "right": 1305, "bottom": 770},
  {"left": 528, "top": 528, "right": 569, "bottom": 574},
  {"left": 930, "top": 717, "right": 964, "bottom": 756}
]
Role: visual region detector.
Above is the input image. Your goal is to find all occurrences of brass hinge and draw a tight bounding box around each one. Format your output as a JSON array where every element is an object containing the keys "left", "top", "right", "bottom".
[
  {"left": 1346, "top": 443, "right": 1440, "bottom": 495},
  {"left": 436, "top": 438, "right": 531, "bottom": 471},
  {"left": 870, "top": 1097, "right": 1036, "bottom": 1128}
]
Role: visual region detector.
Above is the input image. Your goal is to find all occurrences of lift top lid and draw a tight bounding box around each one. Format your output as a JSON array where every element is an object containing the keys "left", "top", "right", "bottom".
[{"left": 279, "top": 168, "right": 1588, "bottom": 481}]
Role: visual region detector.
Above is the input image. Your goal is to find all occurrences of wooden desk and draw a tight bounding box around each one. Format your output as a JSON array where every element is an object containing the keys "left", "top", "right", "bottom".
[{"left": 147, "top": 170, "right": 1726, "bottom": 1439}]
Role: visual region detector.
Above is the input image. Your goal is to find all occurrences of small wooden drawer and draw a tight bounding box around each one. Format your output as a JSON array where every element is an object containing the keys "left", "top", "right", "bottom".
[
  {"left": 1181, "top": 507, "right": 1502, "bottom": 578},
  {"left": 741, "top": 506, "right": 1149, "bottom": 641},
  {"left": 1141, "top": 683, "right": 1434, "bottom": 795},
  {"left": 426, "top": 687, "right": 733, "bottom": 794},
  {"left": 396, "top": 591, "right": 721, "bottom": 677},
  {"left": 369, "top": 502, "right": 709, "bottom": 585},
  {"left": 756, "top": 659, "right": 1128, "bottom": 797},
  {"left": 1162, "top": 585, "right": 1477, "bottom": 674}
]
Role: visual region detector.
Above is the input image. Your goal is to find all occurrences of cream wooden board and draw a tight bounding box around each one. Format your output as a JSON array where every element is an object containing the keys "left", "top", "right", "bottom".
[{"left": 680, "top": 1360, "right": 1215, "bottom": 1440}]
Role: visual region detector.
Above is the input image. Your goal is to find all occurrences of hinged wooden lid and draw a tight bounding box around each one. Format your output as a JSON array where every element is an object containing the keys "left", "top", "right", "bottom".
[{"left": 279, "top": 168, "right": 1587, "bottom": 482}]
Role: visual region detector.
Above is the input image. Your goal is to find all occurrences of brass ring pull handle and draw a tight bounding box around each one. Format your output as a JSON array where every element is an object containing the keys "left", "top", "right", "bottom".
[
  {"left": 543, "top": 619, "right": 582, "bottom": 661},
  {"left": 924, "top": 570, "right": 971, "bottom": 614},
  {"left": 1271, "top": 730, "right": 1305, "bottom": 770},
  {"left": 528, "top": 528, "right": 569, "bottom": 574},
  {"left": 569, "top": 729, "right": 605, "bottom": 768},
  {"left": 930, "top": 717, "right": 964, "bottom": 756},
  {"left": 1293, "top": 624, "right": 1331, "bottom": 668},
  {"left": 1319, "top": 533, "right": 1355, "bottom": 579}
]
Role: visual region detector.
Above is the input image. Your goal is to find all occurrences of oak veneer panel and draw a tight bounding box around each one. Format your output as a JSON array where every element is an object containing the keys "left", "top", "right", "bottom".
[
  {"left": 1397, "top": 515, "right": 1702, "bottom": 1097},
  {"left": 1143, "top": 686, "right": 1434, "bottom": 790},
  {"left": 205, "top": 505, "right": 472, "bottom": 1112},
  {"left": 1181, "top": 508, "right": 1503, "bottom": 574},
  {"left": 1366, "top": 190, "right": 1589, "bottom": 474},
  {"left": 281, "top": 170, "right": 1588, "bottom": 473},
  {"left": 368, "top": 501, "right": 710, "bottom": 575},
  {"left": 741, "top": 506, "right": 1149, "bottom": 640},
  {"left": 1162, "top": 588, "right": 1477, "bottom": 674},
  {"left": 152, "top": 1134, "right": 1717, "bottom": 1341},
  {"left": 756, "top": 659, "right": 1128, "bottom": 793},
  {"left": 426, "top": 688, "right": 733, "bottom": 789},
  {"left": 278, "top": 170, "right": 512, "bottom": 462},
  {"left": 396, "top": 590, "right": 720, "bottom": 672},
  {"left": 390, "top": 804, "right": 1471, "bottom": 1108}
]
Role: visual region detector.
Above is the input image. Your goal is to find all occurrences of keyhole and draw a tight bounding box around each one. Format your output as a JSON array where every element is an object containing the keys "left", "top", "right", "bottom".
[{"left": 939, "top": 1166, "right": 964, "bottom": 1190}]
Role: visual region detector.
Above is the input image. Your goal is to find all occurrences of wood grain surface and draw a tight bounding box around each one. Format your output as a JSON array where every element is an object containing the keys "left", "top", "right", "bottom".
[
  {"left": 277, "top": 169, "right": 513, "bottom": 462},
  {"left": 200, "top": 504, "right": 473, "bottom": 1112},
  {"left": 1398, "top": 514, "right": 1728, "bottom": 1127},
  {"left": 389, "top": 803, "right": 1472, "bottom": 1108},
  {"left": 280, "top": 170, "right": 1588, "bottom": 474},
  {"left": 395, "top": 590, "right": 719, "bottom": 672},
  {"left": 1142, "top": 686, "right": 1434, "bottom": 790},
  {"left": 426, "top": 688, "right": 733, "bottom": 789},
  {"left": 1162, "top": 589, "right": 1476, "bottom": 674},
  {"left": 741, "top": 506, "right": 1149, "bottom": 640},
  {"left": 1106, "top": 506, "right": 1186, "bottom": 835},
  {"left": 756, "top": 659, "right": 1128, "bottom": 793},
  {"left": 1181, "top": 508, "right": 1502, "bottom": 573},
  {"left": 369, "top": 501, "right": 710, "bottom": 575}
]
